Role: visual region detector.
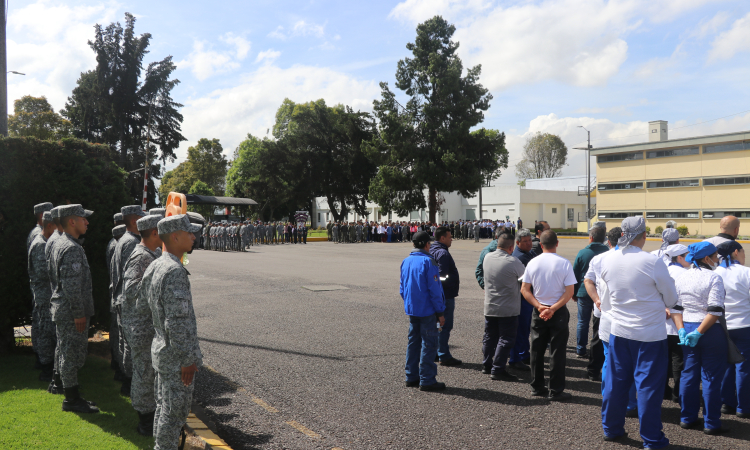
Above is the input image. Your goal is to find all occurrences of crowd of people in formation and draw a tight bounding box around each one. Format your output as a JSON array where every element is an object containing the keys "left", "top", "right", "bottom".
[
  {"left": 326, "top": 218, "right": 523, "bottom": 244},
  {"left": 202, "top": 220, "right": 309, "bottom": 252},
  {"left": 400, "top": 215, "right": 750, "bottom": 447},
  {"left": 27, "top": 202, "right": 203, "bottom": 450}
]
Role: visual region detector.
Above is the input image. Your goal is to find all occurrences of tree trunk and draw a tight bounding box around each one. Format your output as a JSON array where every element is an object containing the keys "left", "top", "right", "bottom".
[{"left": 428, "top": 188, "right": 437, "bottom": 223}]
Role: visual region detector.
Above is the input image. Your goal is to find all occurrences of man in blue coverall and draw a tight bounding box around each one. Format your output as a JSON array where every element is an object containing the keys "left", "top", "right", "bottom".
[{"left": 401, "top": 231, "right": 447, "bottom": 391}]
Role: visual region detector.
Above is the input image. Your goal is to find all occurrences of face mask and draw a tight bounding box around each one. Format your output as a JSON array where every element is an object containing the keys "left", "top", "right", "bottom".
[{"left": 707, "top": 260, "right": 717, "bottom": 271}]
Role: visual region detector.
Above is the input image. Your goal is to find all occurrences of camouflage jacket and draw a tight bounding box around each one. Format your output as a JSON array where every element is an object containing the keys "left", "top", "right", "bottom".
[
  {"left": 28, "top": 233, "right": 52, "bottom": 306},
  {"left": 48, "top": 233, "right": 94, "bottom": 321},
  {"left": 112, "top": 231, "right": 140, "bottom": 307}
]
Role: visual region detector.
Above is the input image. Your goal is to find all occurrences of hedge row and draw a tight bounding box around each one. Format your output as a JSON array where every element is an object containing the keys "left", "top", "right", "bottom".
[{"left": 0, "top": 137, "right": 130, "bottom": 339}]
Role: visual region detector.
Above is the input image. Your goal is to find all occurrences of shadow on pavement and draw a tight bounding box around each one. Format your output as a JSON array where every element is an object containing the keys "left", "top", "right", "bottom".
[
  {"left": 442, "top": 386, "right": 550, "bottom": 406},
  {"left": 198, "top": 336, "right": 347, "bottom": 361}
]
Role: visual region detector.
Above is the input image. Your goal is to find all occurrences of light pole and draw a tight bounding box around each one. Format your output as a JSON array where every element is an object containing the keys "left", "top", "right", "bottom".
[{"left": 575, "top": 126, "right": 592, "bottom": 229}]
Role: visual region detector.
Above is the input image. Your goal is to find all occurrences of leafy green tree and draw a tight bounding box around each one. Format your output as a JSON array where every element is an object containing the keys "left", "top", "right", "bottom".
[
  {"left": 515, "top": 132, "right": 568, "bottom": 180},
  {"left": 8, "top": 96, "right": 73, "bottom": 140},
  {"left": 61, "top": 13, "right": 185, "bottom": 207},
  {"left": 366, "top": 16, "right": 502, "bottom": 222},
  {"left": 187, "top": 180, "right": 215, "bottom": 219},
  {"left": 158, "top": 161, "right": 194, "bottom": 205},
  {"left": 186, "top": 138, "right": 228, "bottom": 195}
]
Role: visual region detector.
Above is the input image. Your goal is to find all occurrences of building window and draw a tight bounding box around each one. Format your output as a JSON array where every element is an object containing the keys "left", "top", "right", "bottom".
[
  {"left": 598, "top": 211, "right": 642, "bottom": 219},
  {"left": 645, "top": 211, "right": 700, "bottom": 219},
  {"left": 551, "top": 207, "right": 557, "bottom": 213},
  {"left": 318, "top": 213, "right": 321, "bottom": 222},
  {"left": 704, "top": 142, "right": 750, "bottom": 154},
  {"left": 598, "top": 182, "right": 644, "bottom": 191},
  {"left": 492, "top": 209, "right": 496, "bottom": 213},
  {"left": 703, "top": 211, "right": 750, "bottom": 219},
  {"left": 597, "top": 152, "right": 643, "bottom": 163},
  {"left": 703, "top": 176, "right": 750, "bottom": 186},
  {"left": 646, "top": 147, "right": 699, "bottom": 159},
  {"left": 646, "top": 179, "right": 700, "bottom": 189},
  {"left": 567, "top": 208, "right": 574, "bottom": 221}
]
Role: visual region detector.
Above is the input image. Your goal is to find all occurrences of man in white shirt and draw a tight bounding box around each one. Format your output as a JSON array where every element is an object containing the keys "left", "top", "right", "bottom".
[
  {"left": 599, "top": 217, "right": 678, "bottom": 447},
  {"left": 521, "top": 230, "right": 577, "bottom": 401},
  {"left": 705, "top": 215, "right": 740, "bottom": 247}
]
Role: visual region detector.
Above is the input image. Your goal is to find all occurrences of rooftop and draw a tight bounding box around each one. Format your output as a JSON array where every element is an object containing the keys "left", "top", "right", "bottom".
[{"left": 591, "top": 129, "right": 750, "bottom": 155}]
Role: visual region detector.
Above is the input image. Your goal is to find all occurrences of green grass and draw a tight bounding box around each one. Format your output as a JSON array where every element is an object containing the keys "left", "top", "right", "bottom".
[{"left": 0, "top": 352, "right": 154, "bottom": 449}]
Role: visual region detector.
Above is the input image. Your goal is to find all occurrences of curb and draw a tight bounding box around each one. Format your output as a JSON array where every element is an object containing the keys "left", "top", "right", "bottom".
[
  {"left": 557, "top": 236, "right": 750, "bottom": 243},
  {"left": 186, "top": 412, "right": 233, "bottom": 450}
]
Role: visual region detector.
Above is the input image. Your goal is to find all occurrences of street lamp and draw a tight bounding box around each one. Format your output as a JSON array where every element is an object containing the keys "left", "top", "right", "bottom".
[
  {"left": 574, "top": 126, "right": 593, "bottom": 229},
  {"left": 7, "top": 71, "right": 24, "bottom": 75}
]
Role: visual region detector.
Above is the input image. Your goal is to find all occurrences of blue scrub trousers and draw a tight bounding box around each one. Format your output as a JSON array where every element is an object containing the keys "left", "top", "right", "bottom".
[
  {"left": 681, "top": 322, "right": 728, "bottom": 429},
  {"left": 602, "top": 335, "right": 668, "bottom": 449},
  {"left": 405, "top": 314, "right": 439, "bottom": 386},
  {"left": 576, "top": 296, "right": 594, "bottom": 355},
  {"left": 602, "top": 340, "right": 637, "bottom": 410},
  {"left": 509, "top": 300, "right": 533, "bottom": 364},
  {"left": 438, "top": 298, "right": 455, "bottom": 361},
  {"left": 721, "top": 326, "right": 750, "bottom": 414}
]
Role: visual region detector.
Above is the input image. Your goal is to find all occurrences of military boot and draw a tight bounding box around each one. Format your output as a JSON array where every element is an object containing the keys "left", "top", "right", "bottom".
[
  {"left": 47, "top": 372, "right": 64, "bottom": 394},
  {"left": 62, "top": 386, "right": 99, "bottom": 413},
  {"left": 39, "top": 362, "right": 54, "bottom": 382},
  {"left": 120, "top": 377, "right": 132, "bottom": 397},
  {"left": 137, "top": 410, "right": 156, "bottom": 436}
]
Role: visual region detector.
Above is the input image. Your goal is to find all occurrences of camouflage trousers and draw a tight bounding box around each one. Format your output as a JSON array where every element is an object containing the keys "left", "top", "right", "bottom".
[
  {"left": 122, "top": 314, "right": 156, "bottom": 413},
  {"left": 31, "top": 303, "right": 39, "bottom": 352},
  {"left": 154, "top": 370, "right": 194, "bottom": 450},
  {"left": 110, "top": 310, "right": 120, "bottom": 365},
  {"left": 35, "top": 304, "right": 57, "bottom": 365},
  {"left": 117, "top": 305, "right": 132, "bottom": 377},
  {"left": 55, "top": 317, "right": 89, "bottom": 388}
]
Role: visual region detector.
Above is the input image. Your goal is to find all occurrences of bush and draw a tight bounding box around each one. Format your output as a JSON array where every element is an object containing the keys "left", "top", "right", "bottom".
[
  {"left": 0, "top": 137, "right": 130, "bottom": 346},
  {"left": 645, "top": 226, "right": 651, "bottom": 235},
  {"left": 655, "top": 226, "right": 664, "bottom": 235},
  {"left": 676, "top": 225, "right": 689, "bottom": 237}
]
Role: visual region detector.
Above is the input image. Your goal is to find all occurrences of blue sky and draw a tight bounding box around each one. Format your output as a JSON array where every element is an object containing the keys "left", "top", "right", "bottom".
[{"left": 8, "top": 0, "right": 750, "bottom": 184}]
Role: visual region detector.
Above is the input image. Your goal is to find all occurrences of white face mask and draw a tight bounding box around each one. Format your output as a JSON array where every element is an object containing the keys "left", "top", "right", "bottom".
[{"left": 708, "top": 260, "right": 718, "bottom": 270}]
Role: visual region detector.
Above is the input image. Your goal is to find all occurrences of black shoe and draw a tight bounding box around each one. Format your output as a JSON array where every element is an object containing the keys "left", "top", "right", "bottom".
[
  {"left": 664, "top": 386, "right": 673, "bottom": 401},
  {"left": 48, "top": 372, "right": 64, "bottom": 395},
  {"left": 434, "top": 356, "right": 440, "bottom": 363},
  {"left": 576, "top": 352, "right": 588, "bottom": 359},
  {"left": 509, "top": 361, "right": 531, "bottom": 372},
  {"left": 405, "top": 380, "right": 419, "bottom": 387},
  {"left": 548, "top": 391, "right": 572, "bottom": 401},
  {"left": 531, "top": 388, "right": 549, "bottom": 397},
  {"left": 721, "top": 404, "right": 736, "bottom": 415},
  {"left": 439, "top": 358, "right": 462, "bottom": 367},
  {"left": 522, "top": 358, "right": 530, "bottom": 365},
  {"left": 672, "top": 395, "right": 680, "bottom": 404},
  {"left": 625, "top": 408, "right": 638, "bottom": 418},
  {"left": 737, "top": 411, "right": 750, "bottom": 419},
  {"left": 703, "top": 425, "right": 730, "bottom": 435},
  {"left": 680, "top": 419, "right": 703, "bottom": 430},
  {"left": 38, "top": 363, "right": 54, "bottom": 382},
  {"left": 419, "top": 382, "right": 446, "bottom": 392},
  {"left": 137, "top": 411, "right": 155, "bottom": 436},
  {"left": 62, "top": 386, "right": 99, "bottom": 414},
  {"left": 482, "top": 366, "right": 492, "bottom": 374},
  {"left": 587, "top": 373, "right": 602, "bottom": 382},
  {"left": 491, "top": 370, "right": 519, "bottom": 382},
  {"left": 603, "top": 432, "right": 628, "bottom": 442},
  {"left": 120, "top": 377, "right": 131, "bottom": 397}
]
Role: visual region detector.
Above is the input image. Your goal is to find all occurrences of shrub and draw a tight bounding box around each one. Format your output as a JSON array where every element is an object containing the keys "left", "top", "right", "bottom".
[
  {"left": 676, "top": 225, "right": 689, "bottom": 237},
  {"left": 655, "top": 226, "right": 664, "bottom": 235},
  {"left": 0, "top": 137, "right": 130, "bottom": 346},
  {"left": 645, "top": 226, "right": 651, "bottom": 235}
]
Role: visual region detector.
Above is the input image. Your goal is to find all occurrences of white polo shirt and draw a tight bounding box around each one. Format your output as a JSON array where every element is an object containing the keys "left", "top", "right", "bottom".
[
  {"left": 522, "top": 252, "right": 577, "bottom": 306},
  {"left": 715, "top": 263, "right": 750, "bottom": 330},
  {"left": 586, "top": 248, "right": 615, "bottom": 342},
  {"left": 665, "top": 264, "right": 687, "bottom": 335},
  {"left": 599, "top": 246, "right": 678, "bottom": 342}
]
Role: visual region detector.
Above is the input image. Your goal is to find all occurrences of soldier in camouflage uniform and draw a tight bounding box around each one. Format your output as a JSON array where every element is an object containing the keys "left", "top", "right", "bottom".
[
  {"left": 112, "top": 205, "right": 147, "bottom": 397},
  {"left": 149, "top": 209, "right": 165, "bottom": 257},
  {"left": 108, "top": 220, "right": 126, "bottom": 378},
  {"left": 28, "top": 211, "right": 57, "bottom": 381},
  {"left": 349, "top": 222, "right": 356, "bottom": 243},
  {"left": 332, "top": 221, "right": 339, "bottom": 243},
  {"left": 45, "top": 206, "right": 66, "bottom": 394},
  {"left": 48, "top": 204, "right": 99, "bottom": 413},
  {"left": 142, "top": 215, "right": 203, "bottom": 450},
  {"left": 29, "top": 202, "right": 53, "bottom": 367},
  {"left": 122, "top": 214, "right": 162, "bottom": 436}
]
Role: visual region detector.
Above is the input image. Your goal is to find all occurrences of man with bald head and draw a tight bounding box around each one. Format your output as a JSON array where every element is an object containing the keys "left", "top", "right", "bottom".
[{"left": 705, "top": 215, "right": 740, "bottom": 247}]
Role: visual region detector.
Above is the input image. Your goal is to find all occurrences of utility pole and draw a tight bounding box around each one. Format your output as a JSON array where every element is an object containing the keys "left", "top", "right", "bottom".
[
  {"left": 0, "top": 0, "right": 8, "bottom": 137},
  {"left": 141, "top": 103, "right": 153, "bottom": 211},
  {"left": 478, "top": 178, "right": 482, "bottom": 220},
  {"left": 576, "top": 126, "right": 593, "bottom": 230}
]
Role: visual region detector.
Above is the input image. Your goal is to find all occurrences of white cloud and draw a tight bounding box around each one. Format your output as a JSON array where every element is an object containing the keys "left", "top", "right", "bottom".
[
  {"left": 694, "top": 11, "right": 731, "bottom": 39},
  {"left": 177, "top": 64, "right": 380, "bottom": 161},
  {"left": 177, "top": 33, "right": 251, "bottom": 81},
  {"left": 268, "top": 20, "right": 327, "bottom": 40},
  {"left": 389, "top": 0, "right": 715, "bottom": 91},
  {"left": 255, "top": 49, "right": 281, "bottom": 64},
  {"left": 708, "top": 12, "right": 750, "bottom": 62},
  {"left": 6, "top": 0, "right": 119, "bottom": 112}
]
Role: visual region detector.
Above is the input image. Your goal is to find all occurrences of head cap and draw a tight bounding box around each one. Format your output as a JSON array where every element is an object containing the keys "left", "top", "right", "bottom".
[
  {"left": 412, "top": 231, "right": 432, "bottom": 248},
  {"left": 660, "top": 228, "right": 680, "bottom": 250},
  {"left": 618, "top": 216, "right": 646, "bottom": 247},
  {"left": 664, "top": 244, "right": 688, "bottom": 258},
  {"left": 34, "top": 202, "right": 54, "bottom": 215},
  {"left": 685, "top": 241, "right": 717, "bottom": 269},
  {"left": 113, "top": 213, "right": 123, "bottom": 222},
  {"left": 121, "top": 205, "right": 147, "bottom": 217},
  {"left": 42, "top": 211, "right": 53, "bottom": 223},
  {"left": 717, "top": 240, "right": 743, "bottom": 267},
  {"left": 157, "top": 214, "right": 201, "bottom": 235},
  {"left": 589, "top": 221, "right": 606, "bottom": 231},
  {"left": 112, "top": 224, "right": 126, "bottom": 238},
  {"left": 50, "top": 206, "right": 60, "bottom": 219},
  {"left": 148, "top": 208, "right": 166, "bottom": 218},
  {"left": 137, "top": 215, "right": 161, "bottom": 231},
  {"left": 57, "top": 204, "right": 93, "bottom": 218}
]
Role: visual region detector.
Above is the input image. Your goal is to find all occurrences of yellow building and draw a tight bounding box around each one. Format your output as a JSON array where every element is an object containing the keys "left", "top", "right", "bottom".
[{"left": 591, "top": 120, "right": 750, "bottom": 236}]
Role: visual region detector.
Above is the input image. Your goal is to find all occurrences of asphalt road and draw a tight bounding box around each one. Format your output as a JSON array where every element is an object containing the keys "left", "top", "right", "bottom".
[{"left": 188, "top": 237, "right": 750, "bottom": 450}]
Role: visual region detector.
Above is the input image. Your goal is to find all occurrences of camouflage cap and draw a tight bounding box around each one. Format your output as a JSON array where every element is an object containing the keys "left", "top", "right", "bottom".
[
  {"left": 113, "top": 213, "right": 123, "bottom": 222},
  {"left": 148, "top": 208, "right": 166, "bottom": 218},
  {"left": 57, "top": 204, "right": 93, "bottom": 218},
  {"left": 112, "top": 224, "right": 126, "bottom": 238},
  {"left": 157, "top": 214, "right": 201, "bottom": 235},
  {"left": 137, "top": 214, "right": 161, "bottom": 231},
  {"left": 34, "top": 202, "right": 54, "bottom": 215},
  {"left": 50, "top": 206, "right": 60, "bottom": 219},
  {"left": 42, "top": 211, "right": 53, "bottom": 223},
  {"left": 121, "top": 205, "right": 147, "bottom": 217}
]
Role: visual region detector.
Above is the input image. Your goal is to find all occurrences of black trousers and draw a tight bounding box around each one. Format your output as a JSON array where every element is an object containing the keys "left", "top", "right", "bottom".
[
  {"left": 530, "top": 307, "right": 570, "bottom": 395},
  {"left": 666, "top": 334, "right": 684, "bottom": 397},
  {"left": 587, "top": 315, "right": 605, "bottom": 377}
]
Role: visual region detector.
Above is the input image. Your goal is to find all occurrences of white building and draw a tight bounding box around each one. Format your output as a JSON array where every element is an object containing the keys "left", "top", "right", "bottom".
[{"left": 311, "top": 175, "right": 596, "bottom": 229}]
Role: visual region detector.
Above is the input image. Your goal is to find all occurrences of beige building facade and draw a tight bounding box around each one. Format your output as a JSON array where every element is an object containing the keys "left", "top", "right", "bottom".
[{"left": 592, "top": 121, "right": 750, "bottom": 235}]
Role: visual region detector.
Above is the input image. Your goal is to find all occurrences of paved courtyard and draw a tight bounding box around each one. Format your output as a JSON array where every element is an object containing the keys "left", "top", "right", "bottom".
[{"left": 188, "top": 238, "right": 750, "bottom": 450}]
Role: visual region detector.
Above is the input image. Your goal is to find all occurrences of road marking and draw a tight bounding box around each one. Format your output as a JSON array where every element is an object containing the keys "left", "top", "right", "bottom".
[
  {"left": 286, "top": 420, "right": 322, "bottom": 439},
  {"left": 250, "top": 394, "right": 279, "bottom": 413}
]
